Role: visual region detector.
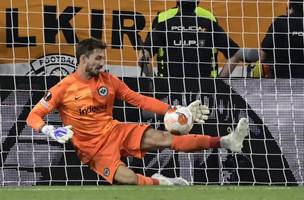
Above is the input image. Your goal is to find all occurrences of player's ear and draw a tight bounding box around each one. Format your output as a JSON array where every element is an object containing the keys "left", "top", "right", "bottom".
[{"left": 79, "top": 54, "right": 87, "bottom": 65}]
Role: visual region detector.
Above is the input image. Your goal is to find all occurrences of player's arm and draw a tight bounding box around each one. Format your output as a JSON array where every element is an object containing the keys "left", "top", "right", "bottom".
[
  {"left": 112, "top": 75, "right": 169, "bottom": 115},
  {"left": 112, "top": 75, "right": 209, "bottom": 121},
  {"left": 26, "top": 85, "right": 73, "bottom": 144}
]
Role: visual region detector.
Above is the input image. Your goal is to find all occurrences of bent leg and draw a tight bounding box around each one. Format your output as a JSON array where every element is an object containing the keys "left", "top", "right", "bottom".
[
  {"left": 114, "top": 164, "right": 159, "bottom": 185},
  {"left": 114, "top": 165, "right": 137, "bottom": 184}
]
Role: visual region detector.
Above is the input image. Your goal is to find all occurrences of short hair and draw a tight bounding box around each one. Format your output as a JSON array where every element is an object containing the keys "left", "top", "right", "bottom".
[
  {"left": 76, "top": 38, "right": 107, "bottom": 65},
  {"left": 289, "top": 0, "right": 303, "bottom": 16}
]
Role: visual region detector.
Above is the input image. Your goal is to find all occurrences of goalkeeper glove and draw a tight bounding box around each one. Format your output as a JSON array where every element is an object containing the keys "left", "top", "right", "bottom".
[
  {"left": 187, "top": 100, "right": 209, "bottom": 124},
  {"left": 41, "top": 125, "right": 74, "bottom": 144}
]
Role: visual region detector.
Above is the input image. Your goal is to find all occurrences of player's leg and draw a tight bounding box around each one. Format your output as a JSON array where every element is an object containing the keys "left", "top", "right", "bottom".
[
  {"left": 141, "top": 118, "right": 249, "bottom": 153},
  {"left": 114, "top": 164, "right": 159, "bottom": 185},
  {"left": 97, "top": 123, "right": 167, "bottom": 185},
  {"left": 87, "top": 131, "right": 160, "bottom": 185},
  {"left": 119, "top": 123, "right": 189, "bottom": 185},
  {"left": 114, "top": 163, "right": 189, "bottom": 185},
  {"left": 113, "top": 165, "right": 137, "bottom": 184},
  {"left": 140, "top": 128, "right": 221, "bottom": 151}
]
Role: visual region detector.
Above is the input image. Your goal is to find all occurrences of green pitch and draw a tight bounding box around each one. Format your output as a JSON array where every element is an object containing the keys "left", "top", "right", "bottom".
[{"left": 0, "top": 186, "right": 303, "bottom": 200}]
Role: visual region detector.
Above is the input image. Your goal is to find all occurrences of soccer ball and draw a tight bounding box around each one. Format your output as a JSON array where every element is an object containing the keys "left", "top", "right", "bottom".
[{"left": 164, "top": 106, "right": 193, "bottom": 135}]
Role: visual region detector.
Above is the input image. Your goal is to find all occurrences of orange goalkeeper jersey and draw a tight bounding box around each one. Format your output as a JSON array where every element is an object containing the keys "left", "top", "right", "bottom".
[{"left": 27, "top": 72, "right": 169, "bottom": 162}]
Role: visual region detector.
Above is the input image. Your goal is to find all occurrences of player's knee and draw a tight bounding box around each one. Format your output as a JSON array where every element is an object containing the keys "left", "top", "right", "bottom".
[{"left": 141, "top": 128, "right": 172, "bottom": 149}]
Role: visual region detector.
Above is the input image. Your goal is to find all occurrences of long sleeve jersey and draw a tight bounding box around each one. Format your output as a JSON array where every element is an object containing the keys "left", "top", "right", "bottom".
[{"left": 26, "top": 72, "right": 169, "bottom": 162}]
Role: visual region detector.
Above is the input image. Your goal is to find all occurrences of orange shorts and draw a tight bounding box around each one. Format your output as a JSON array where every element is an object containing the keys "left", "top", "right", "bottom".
[{"left": 88, "top": 123, "right": 150, "bottom": 184}]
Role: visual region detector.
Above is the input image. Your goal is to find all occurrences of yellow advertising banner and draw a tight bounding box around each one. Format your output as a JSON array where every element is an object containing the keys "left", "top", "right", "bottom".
[{"left": 0, "top": 0, "right": 287, "bottom": 72}]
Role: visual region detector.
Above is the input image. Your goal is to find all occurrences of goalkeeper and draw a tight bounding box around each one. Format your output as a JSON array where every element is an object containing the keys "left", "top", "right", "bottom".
[{"left": 27, "top": 38, "right": 249, "bottom": 186}]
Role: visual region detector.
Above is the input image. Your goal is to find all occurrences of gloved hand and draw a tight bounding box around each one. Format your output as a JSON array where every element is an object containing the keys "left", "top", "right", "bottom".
[
  {"left": 41, "top": 125, "right": 74, "bottom": 144},
  {"left": 187, "top": 100, "right": 209, "bottom": 124}
]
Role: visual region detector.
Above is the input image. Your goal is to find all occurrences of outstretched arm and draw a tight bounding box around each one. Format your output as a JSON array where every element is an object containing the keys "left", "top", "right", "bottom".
[
  {"left": 112, "top": 75, "right": 170, "bottom": 115},
  {"left": 120, "top": 88, "right": 170, "bottom": 115}
]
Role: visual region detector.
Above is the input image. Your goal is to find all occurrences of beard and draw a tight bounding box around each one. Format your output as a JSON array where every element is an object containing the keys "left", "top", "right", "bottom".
[
  {"left": 86, "top": 64, "right": 101, "bottom": 77},
  {"left": 88, "top": 70, "right": 99, "bottom": 77}
]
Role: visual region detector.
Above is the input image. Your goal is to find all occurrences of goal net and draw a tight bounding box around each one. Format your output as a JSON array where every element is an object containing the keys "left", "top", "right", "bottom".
[{"left": 0, "top": 0, "right": 303, "bottom": 186}]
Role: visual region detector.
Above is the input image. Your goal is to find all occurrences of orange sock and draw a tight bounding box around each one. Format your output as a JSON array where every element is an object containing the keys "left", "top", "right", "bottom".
[
  {"left": 136, "top": 174, "right": 159, "bottom": 185},
  {"left": 171, "top": 134, "right": 221, "bottom": 152}
]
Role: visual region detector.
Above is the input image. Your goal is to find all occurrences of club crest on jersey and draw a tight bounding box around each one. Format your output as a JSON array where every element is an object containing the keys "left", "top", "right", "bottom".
[
  {"left": 103, "top": 168, "right": 110, "bottom": 177},
  {"left": 98, "top": 86, "right": 108, "bottom": 96}
]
